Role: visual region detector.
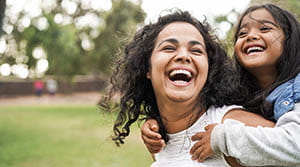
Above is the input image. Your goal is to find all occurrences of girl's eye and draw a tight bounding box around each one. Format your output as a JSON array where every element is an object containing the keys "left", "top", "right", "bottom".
[
  {"left": 260, "top": 26, "right": 272, "bottom": 31},
  {"left": 238, "top": 31, "right": 247, "bottom": 38}
]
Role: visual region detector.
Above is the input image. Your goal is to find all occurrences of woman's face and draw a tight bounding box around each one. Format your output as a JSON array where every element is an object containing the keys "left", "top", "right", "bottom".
[
  {"left": 147, "top": 22, "right": 208, "bottom": 104},
  {"left": 234, "top": 8, "right": 285, "bottom": 74}
]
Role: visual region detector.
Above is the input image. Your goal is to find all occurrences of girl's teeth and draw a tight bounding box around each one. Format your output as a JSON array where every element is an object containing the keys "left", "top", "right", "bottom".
[{"left": 247, "top": 46, "right": 264, "bottom": 54}]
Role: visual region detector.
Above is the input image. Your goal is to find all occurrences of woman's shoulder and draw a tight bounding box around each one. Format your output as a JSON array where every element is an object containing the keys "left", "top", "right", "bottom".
[
  {"left": 207, "top": 105, "right": 244, "bottom": 123},
  {"left": 208, "top": 105, "right": 244, "bottom": 114}
]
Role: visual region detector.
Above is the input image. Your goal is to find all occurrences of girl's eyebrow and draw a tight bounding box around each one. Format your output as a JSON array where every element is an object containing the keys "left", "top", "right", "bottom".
[
  {"left": 157, "top": 38, "right": 205, "bottom": 49},
  {"left": 239, "top": 19, "right": 280, "bottom": 30},
  {"left": 258, "top": 20, "right": 280, "bottom": 28}
]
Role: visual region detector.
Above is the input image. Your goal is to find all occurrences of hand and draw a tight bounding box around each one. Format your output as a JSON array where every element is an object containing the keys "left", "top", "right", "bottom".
[
  {"left": 190, "top": 123, "right": 217, "bottom": 162},
  {"left": 141, "top": 119, "right": 166, "bottom": 154}
]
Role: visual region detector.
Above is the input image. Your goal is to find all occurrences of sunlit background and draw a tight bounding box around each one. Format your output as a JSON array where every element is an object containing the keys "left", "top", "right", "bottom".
[
  {"left": 0, "top": 1, "right": 299, "bottom": 167},
  {"left": 0, "top": 0, "right": 254, "bottom": 80}
]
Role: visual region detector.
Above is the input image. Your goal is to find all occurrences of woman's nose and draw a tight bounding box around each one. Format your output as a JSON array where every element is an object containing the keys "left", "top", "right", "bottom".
[{"left": 174, "top": 49, "right": 191, "bottom": 63}]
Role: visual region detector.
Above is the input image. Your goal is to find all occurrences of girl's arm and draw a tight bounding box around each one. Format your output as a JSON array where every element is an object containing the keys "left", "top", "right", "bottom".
[
  {"left": 211, "top": 103, "right": 300, "bottom": 166},
  {"left": 190, "top": 108, "right": 275, "bottom": 163},
  {"left": 141, "top": 119, "right": 165, "bottom": 160}
]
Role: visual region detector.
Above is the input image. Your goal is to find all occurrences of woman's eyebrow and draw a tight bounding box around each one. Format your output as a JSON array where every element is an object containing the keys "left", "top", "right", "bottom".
[
  {"left": 157, "top": 38, "right": 178, "bottom": 48},
  {"left": 157, "top": 38, "right": 205, "bottom": 49},
  {"left": 189, "top": 40, "right": 205, "bottom": 49}
]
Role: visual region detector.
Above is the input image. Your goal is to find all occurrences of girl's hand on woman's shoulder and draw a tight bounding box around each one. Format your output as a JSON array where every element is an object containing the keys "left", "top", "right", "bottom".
[
  {"left": 141, "top": 119, "right": 166, "bottom": 155},
  {"left": 190, "top": 124, "right": 217, "bottom": 162}
]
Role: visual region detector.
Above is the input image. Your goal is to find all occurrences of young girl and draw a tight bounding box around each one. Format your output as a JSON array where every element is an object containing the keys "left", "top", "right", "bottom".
[
  {"left": 142, "top": 4, "right": 300, "bottom": 166},
  {"left": 103, "top": 10, "right": 273, "bottom": 167}
]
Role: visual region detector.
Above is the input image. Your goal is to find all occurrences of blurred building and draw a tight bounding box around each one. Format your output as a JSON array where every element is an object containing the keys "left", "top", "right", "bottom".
[{"left": 0, "top": 75, "right": 107, "bottom": 96}]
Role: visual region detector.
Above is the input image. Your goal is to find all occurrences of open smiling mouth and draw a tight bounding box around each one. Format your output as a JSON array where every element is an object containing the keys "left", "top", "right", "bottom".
[
  {"left": 245, "top": 46, "right": 266, "bottom": 54},
  {"left": 169, "top": 69, "right": 192, "bottom": 83}
]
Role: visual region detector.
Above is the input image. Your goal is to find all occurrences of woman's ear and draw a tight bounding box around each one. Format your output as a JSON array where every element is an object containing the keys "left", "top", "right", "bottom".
[{"left": 146, "top": 71, "right": 151, "bottom": 79}]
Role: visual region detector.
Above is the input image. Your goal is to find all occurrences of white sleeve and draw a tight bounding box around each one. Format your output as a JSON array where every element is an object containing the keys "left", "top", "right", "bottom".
[{"left": 211, "top": 103, "right": 300, "bottom": 166}]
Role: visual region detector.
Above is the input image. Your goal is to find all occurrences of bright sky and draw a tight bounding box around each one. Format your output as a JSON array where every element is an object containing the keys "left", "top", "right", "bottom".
[
  {"left": 141, "top": 0, "right": 251, "bottom": 38},
  {"left": 142, "top": 0, "right": 251, "bottom": 22},
  {"left": 5, "top": 0, "right": 251, "bottom": 37}
]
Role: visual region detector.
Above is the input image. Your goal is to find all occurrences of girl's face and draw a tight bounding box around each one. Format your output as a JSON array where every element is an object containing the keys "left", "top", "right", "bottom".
[
  {"left": 147, "top": 22, "right": 208, "bottom": 104},
  {"left": 235, "top": 8, "right": 285, "bottom": 75}
]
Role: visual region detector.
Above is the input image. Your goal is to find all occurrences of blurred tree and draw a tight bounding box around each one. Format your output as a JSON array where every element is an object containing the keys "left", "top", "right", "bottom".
[
  {"left": 251, "top": 0, "right": 300, "bottom": 19},
  {"left": 20, "top": 14, "right": 80, "bottom": 80},
  {"left": 91, "top": 0, "right": 145, "bottom": 75},
  {"left": 0, "top": 0, "right": 5, "bottom": 34},
  {"left": 214, "top": 9, "right": 238, "bottom": 56},
  {"left": 0, "top": 0, "right": 145, "bottom": 79}
]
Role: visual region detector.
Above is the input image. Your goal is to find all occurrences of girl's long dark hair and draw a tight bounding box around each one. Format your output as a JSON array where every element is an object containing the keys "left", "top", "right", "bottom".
[
  {"left": 233, "top": 4, "right": 300, "bottom": 119},
  {"left": 103, "top": 10, "right": 247, "bottom": 146}
]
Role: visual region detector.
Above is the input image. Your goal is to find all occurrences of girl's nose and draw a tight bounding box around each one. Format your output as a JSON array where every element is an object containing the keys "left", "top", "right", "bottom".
[{"left": 246, "top": 30, "right": 260, "bottom": 42}]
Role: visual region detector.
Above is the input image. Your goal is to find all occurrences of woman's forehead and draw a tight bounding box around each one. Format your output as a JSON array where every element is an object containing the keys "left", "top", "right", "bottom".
[{"left": 156, "top": 22, "right": 204, "bottom": 43}]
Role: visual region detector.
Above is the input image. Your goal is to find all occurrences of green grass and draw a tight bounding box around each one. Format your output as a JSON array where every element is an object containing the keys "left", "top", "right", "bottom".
[{"left": 0, "top": 105, "right": 152, "bottom": 167}]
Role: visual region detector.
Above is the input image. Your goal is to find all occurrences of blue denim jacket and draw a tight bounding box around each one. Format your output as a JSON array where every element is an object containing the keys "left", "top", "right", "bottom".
[{"left": 266, "top": 73, "right": 300, "bottom": 121}]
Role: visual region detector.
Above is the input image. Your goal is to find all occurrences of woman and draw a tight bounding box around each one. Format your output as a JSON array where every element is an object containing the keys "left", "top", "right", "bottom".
[{"left": 103, "top": 10, "right": 273, "bottom": 167}]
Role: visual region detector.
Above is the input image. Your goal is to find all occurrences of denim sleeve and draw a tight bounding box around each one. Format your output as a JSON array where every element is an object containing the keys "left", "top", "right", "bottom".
[{"left": 211, "top": 103, "right": 300, "bottom": 166}]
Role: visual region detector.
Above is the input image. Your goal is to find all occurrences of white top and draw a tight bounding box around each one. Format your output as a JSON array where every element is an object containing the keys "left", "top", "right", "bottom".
[{"left": 151, "top": 105, "right": 242, "bottom": 167}]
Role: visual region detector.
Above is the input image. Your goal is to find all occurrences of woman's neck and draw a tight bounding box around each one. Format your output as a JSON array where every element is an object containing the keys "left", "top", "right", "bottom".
[{"left": 157, "top": 100, "right": 204, "bottom": 134}]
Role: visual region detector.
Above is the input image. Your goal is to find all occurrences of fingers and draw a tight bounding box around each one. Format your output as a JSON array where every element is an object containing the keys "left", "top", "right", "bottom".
[
  {"left": 141, "top": 119, "right": 161, "bottom": 139},
  {"left": 142, "top": 134, "right": 164, "bottom": 147},
  {"left": 190, "top": 140, "right": 202, "bottom": 154},
  {"left": 149, "top": 120, "right": 160, "bottom": 132},
  {"left": 191, "top": 132, "right": 204, "bottom": 141},
  {"left": 190, "top": 131, "right": 215, "bottom": 162},
  {"left": 191, "top": 143, "right": 203, "bottom": 161},
  {"left": 145, "top": 139, "right": 166, "bottom": 153},
  {"left": 204, "top": 123, "right": 218, "bottom": 131},
  {"left": 141, "top": 119, "right": 165, "bottom": 154},
  {"left": 197, "top": 148, "right": 213, "bottom": 162},
  {"left": 191, "top": 141, "right": 212, "bottom": 162},
  {"left": 142, "top": 134, "right": 165, "bottom": 153}
]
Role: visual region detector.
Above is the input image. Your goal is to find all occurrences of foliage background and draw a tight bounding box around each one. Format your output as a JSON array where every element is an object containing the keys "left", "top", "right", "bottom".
[{"left": 0, "top": 0, "right": 145, "bottom": 80}]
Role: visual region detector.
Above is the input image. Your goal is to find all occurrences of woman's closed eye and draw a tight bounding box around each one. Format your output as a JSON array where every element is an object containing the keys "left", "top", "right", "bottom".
[
  {"left": 191, "top": 48, "right": 203, "bottom": 55},
  {"left": 161, "top": 46, "right": 176, "bottom": 52}
]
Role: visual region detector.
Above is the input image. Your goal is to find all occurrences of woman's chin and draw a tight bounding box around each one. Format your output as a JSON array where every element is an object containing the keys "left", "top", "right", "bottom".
[{"left": 165, "top": 91, "right": 195, "bottom": 103}]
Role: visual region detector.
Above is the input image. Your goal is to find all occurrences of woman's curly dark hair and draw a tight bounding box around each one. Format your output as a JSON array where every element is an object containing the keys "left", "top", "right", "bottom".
[
  {"left": 233, "top": 4, "right": 300, "bottom": 119},
  {"left": 103, "top": 10, "right": 247, "bottom": 146}
]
